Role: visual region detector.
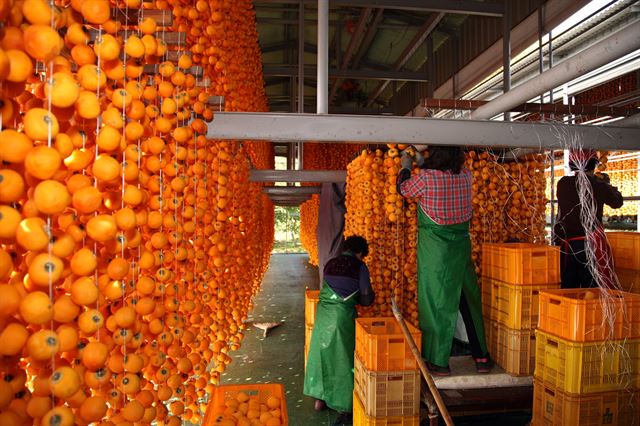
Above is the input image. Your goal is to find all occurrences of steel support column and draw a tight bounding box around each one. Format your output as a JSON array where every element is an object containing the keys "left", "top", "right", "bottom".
[
  {"left": 207, "top": 112, "right": 640, "bottom": 150},
  {"left": 502, "top": 1, "right": 511, "bottom": 122},
  {"left": 317, "top": 0, "right": 329, "bottom": 114}
]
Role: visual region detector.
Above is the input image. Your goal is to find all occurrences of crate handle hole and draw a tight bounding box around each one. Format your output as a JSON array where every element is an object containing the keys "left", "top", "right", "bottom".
[
  {"left": 548, "top": 339, "right": 558, "bottom": 348},
  {"left": 544, "top": 388, "right": 555, "bottom": 397},
  {"left": 389, "top": 338, "right": 404, "bottom": 344},
  {"left": 549, "top": 298, "right": 561, "bottom": 305}
]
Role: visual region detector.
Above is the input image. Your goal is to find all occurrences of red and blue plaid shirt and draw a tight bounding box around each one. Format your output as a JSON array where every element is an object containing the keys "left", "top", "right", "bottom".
[{"left": 399, "top": 168, "right": 473, "bottom": 225}]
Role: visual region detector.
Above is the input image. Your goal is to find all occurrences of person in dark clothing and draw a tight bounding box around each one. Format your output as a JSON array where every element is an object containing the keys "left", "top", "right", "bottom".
[
  {"left": 303, "top": 236, "right": 374, "bottom": 426},
  {"left": 317, "top": 183, "right": 347, "bottom": 284},
  {"left": 553, "top": 149, "right": 623, "bottom": 289}
]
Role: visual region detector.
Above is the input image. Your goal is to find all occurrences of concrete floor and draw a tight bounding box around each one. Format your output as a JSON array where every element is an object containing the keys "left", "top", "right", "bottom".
[
  {"left": 220, "top": 254, "right": 340, "bottom": 425},
  {"left": 219, "top": 253, "right": 533, "bottom": 426}
]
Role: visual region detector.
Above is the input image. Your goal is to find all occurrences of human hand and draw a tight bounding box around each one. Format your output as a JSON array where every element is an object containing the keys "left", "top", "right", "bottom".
[{"left": 400, "top": 151, "right": 413, "bottom": 170}]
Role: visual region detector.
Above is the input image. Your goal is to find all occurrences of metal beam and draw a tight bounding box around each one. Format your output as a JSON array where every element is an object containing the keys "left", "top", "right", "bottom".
[
  {"left": 268, "top": 195, "right": 312, "bottom": 202},
  {"left": 263, "top": 186, "right": 321, "bottom": 195},
  {"left": 421, "top": 98, "right": 638, "bottom": 117},
  {"left": 207, "top": 112, "right": 640, "bottom": 151},
  {"left": 250, "top": 169, "right": 347, "bottom": 183},
  {"left": 253, "top": 0, "right": 503, "bottom": 16},
  {"left": 609, "top": 113, "right": 640, "bottom": 128},
  {"left": 470, "top": 20, "right": 640, "bottom": 120},
  {"left": 263, "top": 65, "right": 429, "bottom": 82},
  {"left": 366, "top": 13, "right": 445, "bottom": 106}
]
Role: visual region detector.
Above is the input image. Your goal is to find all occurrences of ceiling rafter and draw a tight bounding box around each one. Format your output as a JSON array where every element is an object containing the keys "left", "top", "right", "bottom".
[
  {"left": 262, "top": 65, "right": 429, "bottom": 81},
  {"left": 329, "top": 7, "right": 373, "bottom": 104},
  {"left": 253, "top": 0, "right": 503, "bottom": 17},
  {"left": 352, "top": 8, "right": 385, "bottom": 69},
  {"left": 365, "top": 12, "right": 445, "bottom": 107}
]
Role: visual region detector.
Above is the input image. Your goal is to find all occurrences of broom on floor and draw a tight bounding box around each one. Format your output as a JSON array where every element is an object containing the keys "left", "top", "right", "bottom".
[{"left": 390, "top": 296, "right": 454, "bottom": 426}]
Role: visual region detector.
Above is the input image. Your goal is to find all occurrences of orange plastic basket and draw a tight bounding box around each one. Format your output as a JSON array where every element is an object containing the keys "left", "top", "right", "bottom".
[
  {"left": 305, "top": 289, "right": 320, "bottom": 326},
  {"left": 202, "top": 383, "right": 288, "bottom": 426},
  {"left": 538, "top": 289, "right": 640, "bottom": 342},
  {"left": 353, "top": 393, "right": 420, "bottom": 426},
  {"left": 481, "top": 276, "right": 496, "bottom": 323},
  {"left": 617, "top": 268, "right": 640, "bottom": 294},
  {"left": 353, "top": 355, "right": 420, "bottom": 418},
  {"left": 532, "top": 378, "right": 639, "bottom": 426},
  {"left": 493, "top": 322, "right": 536, "bottom": 376},
  {"left": 607, "top": 232, "right": 640, "bottom": 270},
  {"left": 534, "top": 329, "right": 640, "bottom": 395},
  {"left": 481, "top": 243, "right": 560, "bottom": 285},
  {"left": 304, "top": 324, "right": 313, "bottom": 368},
  {"left": 355, "top": 317, "right": 421, "bottom": 372}
]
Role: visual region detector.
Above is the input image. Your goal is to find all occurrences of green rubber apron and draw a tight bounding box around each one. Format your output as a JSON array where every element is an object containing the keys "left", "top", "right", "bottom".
[
  {"left": 303, "top": 283, "right": 358, "bottom": 413},
  {"left": 417, "top": 208, "right": 487, "bottom": 367}
]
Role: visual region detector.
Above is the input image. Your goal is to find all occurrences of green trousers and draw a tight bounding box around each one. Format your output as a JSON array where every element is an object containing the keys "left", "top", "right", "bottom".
[
  {"left": 417, "top": 209, "right": 488, "bottom": 367},
  {"left": 303, "top": 284, "right": 358, "bottom": 413}
]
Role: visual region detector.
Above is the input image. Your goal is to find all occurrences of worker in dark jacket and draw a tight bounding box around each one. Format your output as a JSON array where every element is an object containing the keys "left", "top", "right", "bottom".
[
  {"left": 303, "top": 236, "right": 374, "bottom": 425},
  {"left": 554, "top": 149, "right": 623, "bottom": 289}
]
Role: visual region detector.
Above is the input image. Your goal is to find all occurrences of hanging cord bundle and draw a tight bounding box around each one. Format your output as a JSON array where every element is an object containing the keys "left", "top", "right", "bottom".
[{"left": 559, "top": 132, "right": 624, "bottom": 336}]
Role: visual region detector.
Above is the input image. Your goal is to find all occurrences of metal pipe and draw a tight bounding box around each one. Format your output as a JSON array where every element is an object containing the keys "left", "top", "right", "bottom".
[
  {"left": 470, "top": 20, "right": 640, "bottom": 120},
  {"left": 207, "top": 112, "right": 640, "bottom": 150},
  {"left": 317, "top": 0, "right": 329, "bottom": 114},
  {"left": 298, "top": 3, "right": 305, "bottom": 114},
  {"left": 502, "top": 1, "right": 511, "bottom": 122},
  {"left": 606, "top": 112, "right": 640, "bottom": 128},
  {"left": 298, "top": 2, "right": 305, "bottom": 168},
  {"left": 537, "top": 0, "right": 544, "bottom": 107}
]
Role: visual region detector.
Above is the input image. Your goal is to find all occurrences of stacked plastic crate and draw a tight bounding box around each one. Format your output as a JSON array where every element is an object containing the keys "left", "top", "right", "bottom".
[
  {"left": 481, "top": 243, "right": 561, "bottom": 376},
  {"left": 352, "top": 318, "right": 422, "bottom": 426},
  {"left": 304, "top": 289, "right": 320, "bottom": 367},
  {"left": 533, "top": 288, "right": 640, "bottom": 425},
  {"left": 609, "top": 232, "right": 640, "bottom": 294}
]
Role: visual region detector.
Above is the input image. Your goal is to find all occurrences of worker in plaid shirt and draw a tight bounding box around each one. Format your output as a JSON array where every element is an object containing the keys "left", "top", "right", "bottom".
[{"left": 397, "top": 146, "right": 492, "bottom": 376}]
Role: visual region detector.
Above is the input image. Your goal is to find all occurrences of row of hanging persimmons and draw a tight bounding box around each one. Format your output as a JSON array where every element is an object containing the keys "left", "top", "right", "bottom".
[{"left": 0, "top": 0, "right": 276, "bottom": 425}]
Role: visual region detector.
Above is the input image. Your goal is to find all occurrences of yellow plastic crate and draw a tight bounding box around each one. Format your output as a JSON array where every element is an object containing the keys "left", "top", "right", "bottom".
[
  {"left": 534, "top": 329, "right": 640, "bottom": 395},
  {"left": 353, "top": 355, "right": 420, "bottom": 418},
  {"left": 481, "top": 243, "right": 560, "bottom": 285},
  {"left": 607, "top": 232, "right": 640, "bottom": 270},
  {"left": 355, "top": 318, "right": 421, "bottom": 372},
  {"left": 493, "top": 322, "right": 536, "bottom": 376},
  {"left": 305, "top": 289, "right": 320, "bottom": 326},
  {"left": 353, "top": 393, "right": 419, "bottom": 426},
  {"left": 203, "top": 383, "right": 289, "bottom": 426},
  {"left": 532, "top": 378, "right": 639, "bottom": 426},
  {"left": 496, "top": 280, "right": 560, "bottom": 330}
]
